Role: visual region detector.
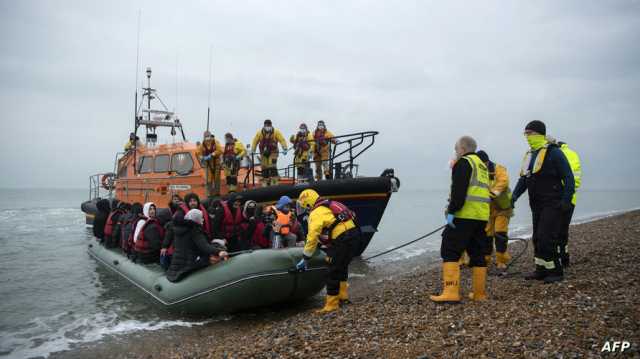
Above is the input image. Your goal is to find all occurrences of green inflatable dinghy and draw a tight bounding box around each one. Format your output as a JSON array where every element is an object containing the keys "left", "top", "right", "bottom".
[{"left": 88, "top": 243, "right": 328, "bottom": 314}]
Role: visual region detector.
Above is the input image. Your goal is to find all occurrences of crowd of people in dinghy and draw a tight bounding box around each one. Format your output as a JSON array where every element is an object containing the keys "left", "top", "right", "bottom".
[{"left": 91, "top": 192, "right": 305, "bottom": 282}]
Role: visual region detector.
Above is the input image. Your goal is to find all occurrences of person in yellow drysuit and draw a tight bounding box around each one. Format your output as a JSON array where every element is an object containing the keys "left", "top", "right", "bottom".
[
  {"left": 251, "top": 119, "right": 288, "bottom": 187},
  {"left": 124, "top": 132, "right": 143, "bottom": 151},
  {"left": 197, "top": 131, "right": 223, "bottom": 197},
  {"left": 477, "top": 150, "right": 513, "bottom": 269},
  {"left": 312, "top": 121, "right": 336, "bottom": 181},
  {"left": 294, "top": 189, "right": 360, "bottom": 313},
  {"left": 289, "top": 123, "right": 315, "bottom": 183},
  {"left": 222, "top": 132, "right": 246, "bottom": 193}
]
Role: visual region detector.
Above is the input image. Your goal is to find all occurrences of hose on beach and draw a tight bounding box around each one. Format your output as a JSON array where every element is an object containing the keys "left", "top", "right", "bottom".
[{"left": 362, "top": 225, "right": 447, "bottom": 261}]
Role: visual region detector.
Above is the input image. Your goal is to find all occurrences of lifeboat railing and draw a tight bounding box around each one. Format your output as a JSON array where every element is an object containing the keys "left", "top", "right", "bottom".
[{"left": 245, "top": 131, "right": 378, "bottom": 186}]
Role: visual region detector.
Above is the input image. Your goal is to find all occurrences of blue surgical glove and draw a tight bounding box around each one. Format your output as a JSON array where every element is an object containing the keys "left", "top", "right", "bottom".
[
  {"left": 203, "top": 154, "right": 212, "bottom": 161},
  {"left": 296, "top": 258, "right": 308, "bottom": 271},
  {"left": 446, "top": 213, "right": 456, "bottom": 228},
  {"left": 283, "top": 148, "right": 288, "bottom": 156}
]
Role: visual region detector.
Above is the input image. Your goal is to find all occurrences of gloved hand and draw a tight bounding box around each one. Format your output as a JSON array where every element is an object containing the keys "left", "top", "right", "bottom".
[
  {"left": 203, "top": 154, "right": 212, "bottom": 161},
  {"left": 283, "top": 148, "right": 288, "bottom": 156},
  {"left": 236, "top": 155, "right": 242, "bottom": 161},
  {"left": 295, "top": 258, "right": 308, "bottom": 271},
  {"left": 446, "top": 213, "right": 456, "bottom": 229},
  {"left": 558, "top": 201, "right": 572, "bottom": 212}
]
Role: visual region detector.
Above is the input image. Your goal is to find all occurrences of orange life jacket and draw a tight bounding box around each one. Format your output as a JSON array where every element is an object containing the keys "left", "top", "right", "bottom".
[{"left": 275, "top": 209, "right": 292, "bottom": 235}]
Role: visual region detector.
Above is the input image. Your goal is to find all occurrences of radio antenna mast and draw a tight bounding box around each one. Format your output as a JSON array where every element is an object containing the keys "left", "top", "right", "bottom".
[{"left": 206, "top": 45, "right": 213, "bottom": 132}]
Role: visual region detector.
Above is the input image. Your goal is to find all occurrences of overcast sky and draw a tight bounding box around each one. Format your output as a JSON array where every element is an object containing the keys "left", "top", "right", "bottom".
[{"left": 1, "top": 0, "right": 639, "bottom": 190}]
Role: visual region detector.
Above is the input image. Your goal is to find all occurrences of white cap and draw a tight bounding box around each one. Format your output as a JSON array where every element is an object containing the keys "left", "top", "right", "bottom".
[{"left": 185, "top": 209, "right": 204, "bottom": 225}]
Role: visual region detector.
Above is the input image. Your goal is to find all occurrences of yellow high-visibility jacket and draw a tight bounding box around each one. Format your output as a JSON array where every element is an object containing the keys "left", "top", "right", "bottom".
[
  {"left": 490, "top": 164, "right": 509, "bottom": 197},
  {"left": 303, "top": 205, "right": 356, "bottom": 258},
  {"left": 223, "top": 140, "right": 247, "bottom": 159},
  {"left": 197, "top": 139, "right": 223, "bottom": 160},
  {"left": 290, "top": 132, "right": 315, "bottom": 158},
  {"left": 251, "top": 129, "right": 287, "bottom": 154}
]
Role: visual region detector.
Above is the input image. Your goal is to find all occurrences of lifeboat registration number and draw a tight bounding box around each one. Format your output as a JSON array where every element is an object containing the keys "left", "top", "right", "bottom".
[{"left": 169, "top": 185, "right": 192, "bottom": 191}]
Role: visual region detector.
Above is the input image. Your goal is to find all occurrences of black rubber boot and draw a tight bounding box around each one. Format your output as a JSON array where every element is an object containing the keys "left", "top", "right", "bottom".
[
  {"left": 524, "top": 271, "right": 547, "bottom": 281},
  {"left": 543, "top": 274, "right": 564, "bottom": 284}
]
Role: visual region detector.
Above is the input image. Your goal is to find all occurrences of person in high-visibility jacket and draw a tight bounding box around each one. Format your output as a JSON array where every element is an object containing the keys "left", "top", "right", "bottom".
[
  {"left": 512, "top": 121, "right": 574, "bottom": 283},
  {"left": 196, "top": 131, "right": 223, "bottom": 197},
  {"left": 124, "top": 132, "right": 143, "bottom": 151},
  {"left": 295, "top": 189, "right": 360, "bottom": 313},
  {"left": 251, "top": 119, "right": 288, "bottom": 187},
  {"left": 313, "top": 121, "right": 336, "bottom": 181},
  {"left": 431, "top": 136, "right": 491, "bottom": 303},
  {"left": 222, "top": 132, "right": 246, "bottom": 193},
  {"left": 476, "top": 150, "right": 514, "bottom": 270},
  {"left": 557, "top": 141, "right": 581, "bottom": 268},
  {"left": 290, "top": 123, "right": 315, "bottom": 183}
]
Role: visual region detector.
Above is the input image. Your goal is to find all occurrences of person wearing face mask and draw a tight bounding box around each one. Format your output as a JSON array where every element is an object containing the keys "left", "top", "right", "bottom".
[
  {"left": 512, "top": 121, "right": 575, "bottom": 283},
  {"left": 251, "top": 119, "right": 288, "bottom": 187},
  {"left": 290, "top": 123, "right": 315, "bottom": 183},
  {"left": 133, "top": 202, "right": 165, "bottom": 264},
  {"left": 197, "top": 131, "right": 223, "bottom": 197},
  {"left": 431, "top": 136, "right": 491, "bottom": 303},
  {"left": 313, "top": 121, "right": 336, "bottom": 181},
  {"left": 222, "top": 133, "right": 246, "bottom": 193}
]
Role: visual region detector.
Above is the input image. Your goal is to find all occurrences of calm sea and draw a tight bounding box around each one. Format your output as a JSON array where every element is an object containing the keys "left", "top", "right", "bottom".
[{"left": 0, "top": 188, "right": 638, "bottom": 358}]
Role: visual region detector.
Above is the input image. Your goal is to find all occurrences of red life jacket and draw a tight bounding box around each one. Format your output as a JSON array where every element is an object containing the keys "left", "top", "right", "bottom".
[
  {"left": 198, "top": 204, "right": 212, "bottom": 237},
  {"left": 202, "top": 140, "right": 217, "bottom": 156},
  {"left": 312, "top": 199, "right": 355, "bottom": 244},
  {"left": 221, "top": 201, "right": 244, "bottom": 239},
  {"left": 223, "top": 141, "right": 236, "bottom": 161},
  {"left": 134, "top": 218, "right": 165, "bottom": 254},
  {"left": 314, "top": 129, "right": 329, "bottom": 147},
  {"left": 259, "top": 130, "right": 277, "bottom": 154},
  {"left": 251, "top": 221, "right": 269, "bottom": 248},
  {"left": 293, "top": 133, "right": 310, "bottom": 154},
  {"left": 104, "top": 209, "right": 125, "bottom": 237},
  {"left": 122, "top": 216, "right": 141, "bottom": 254}
]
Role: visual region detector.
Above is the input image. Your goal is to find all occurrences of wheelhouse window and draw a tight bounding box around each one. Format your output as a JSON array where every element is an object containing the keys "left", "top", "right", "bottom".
[
  {"left": 138, "top": 156, "right": 154, "bottom": 173},
  {"left": 171, "top": 152, "right": 193, "bottom": 175},
  {"left": 154, "top": 154, "right": 170, "bottom": 172}
]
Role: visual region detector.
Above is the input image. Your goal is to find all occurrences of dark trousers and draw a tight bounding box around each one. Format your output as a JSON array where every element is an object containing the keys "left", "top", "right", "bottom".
[
  {"left": 325, "top": 228, "right": 359, "bottom": 296},
  {"left": 441, "top": 218, "right": 488, "bottom": 267},
  {"left": 494, "top": 232, "right": 508, "bottom": 253},
  {"left": 531, "top": 204, "right": 564, "bottom": 275},
  {"left": 559, "top": 204, "right": 575, "bottom": 267}
]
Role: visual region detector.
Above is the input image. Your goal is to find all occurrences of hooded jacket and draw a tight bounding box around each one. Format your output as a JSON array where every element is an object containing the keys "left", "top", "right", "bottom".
[
  {"left": 166, "top": 219, "right": 225, "bottom": 283},
  {"left": 133, "top": 202, "right": 164, "bottom": 264},
  {"left": 93, "top": 199, "right": 111, "bottom": 241}
]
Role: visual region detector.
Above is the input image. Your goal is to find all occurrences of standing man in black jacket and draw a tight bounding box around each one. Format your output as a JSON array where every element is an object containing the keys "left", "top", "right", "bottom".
[
  {"left": 512, "top": 121, "right": 575, "bottom": 283},
  {"left": 431, "top": 136, "right": 491, "bottom": 303}
]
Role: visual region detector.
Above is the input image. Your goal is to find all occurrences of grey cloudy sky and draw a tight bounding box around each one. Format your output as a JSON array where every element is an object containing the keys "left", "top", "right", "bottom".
[{"left": 1, "top": 0, "right": 639, "bottom": 190}]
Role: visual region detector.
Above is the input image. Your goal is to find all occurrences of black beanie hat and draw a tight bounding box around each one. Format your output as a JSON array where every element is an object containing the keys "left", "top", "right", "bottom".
[
  {"left": 264, "top": 119, "right": 272, "bottom": 126},
  {"left": 476, "top": 150, "right": 490, "bottom": 163},
  {"left": 525, "top": 120, "right": 546, "bottom": 135}
]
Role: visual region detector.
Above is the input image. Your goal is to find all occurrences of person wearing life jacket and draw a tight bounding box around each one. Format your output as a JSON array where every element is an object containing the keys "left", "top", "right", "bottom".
[
  {"left": 239, "top": 200, "right": 270, "bottom": 249},
  {"left": 159, "top": 196, "right": 184, "bottom": 270},
  {"left": 547, "top": 137, "right": 582, "bottom": 268},
  {"left": 124, "top": 132, "right": 144, "bottom": 151},
  {"left": 512, "top": 121, "right": 575, "bottom": 283},
  {"left": 290, "top": 123, "right": 315, "bottom": 183},
  {"left": 197, "top": 131, "right": 223, "bottom": 197},
  {"left": 251, "top": 119, "right": 288, "bottom": 187},
  {"left": 120, "top": 202, "right": 143, "bottom": 254},
  {"left": 222, "top": 133, "right": 246, "bottom": 193},
  {"left": 431, "top": 136, "right": 491, "bottom": 303},
  {"left": 476, "top": 150, "right": 514, "bottom": 270},
  {"left": 313, "top": 121, "right": 336, "bottom": 181},
  {"left": 180, "top": 192, "right": 213, "bottom": 240},
  {"left": 270, "top": 196, "right": 298, "bottom": 248},
  {"left": 92, "top": 199, "right": 111, "bottom": 243},
  {"left": 220, "top": 194, "right": 246, "bottom": 251},
  {"left": 166, "top": 209, "right": 229, "bottom": 283},
  {"left": 295, "top": 189, "right": 360, "bottom": 313},
  {"left": 104, "top": 202, "right": 127, "bottom": 249},
  {"left": 132, "top": 202, "right": 165, "bottom": 264}
]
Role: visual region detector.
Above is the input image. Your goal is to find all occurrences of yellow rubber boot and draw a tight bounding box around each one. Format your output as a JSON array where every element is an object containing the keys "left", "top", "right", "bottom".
[
  {"left": 338, "top": 281, "right": 350, "bottom": 303},
  {"left": 430, "top": 262, "right": 461, "bottom": 303},
  {"left": 496, "top": 251, "right": 511, "bottom": 269},
  {"left": 468, "top": 267, "right": 488, "bottom": 301},
  {"left": 316, "top": 295, "right": 340, "bottom": 313}
]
